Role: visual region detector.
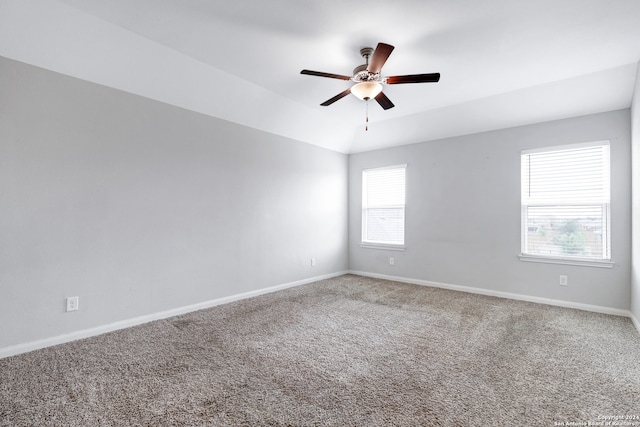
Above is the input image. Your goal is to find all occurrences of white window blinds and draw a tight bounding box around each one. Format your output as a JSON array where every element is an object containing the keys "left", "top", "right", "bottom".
[
  {"left": 521, "top": 142, "right": 610, "bottom": 260},
  {"left": 362, "top": 165, "right": 406, "bottom": 246}
]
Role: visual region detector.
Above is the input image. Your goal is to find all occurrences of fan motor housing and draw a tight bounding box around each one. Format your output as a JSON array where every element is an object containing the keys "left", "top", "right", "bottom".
[{"left": 352, "top": 64, "right": 379, "bottom": 82}]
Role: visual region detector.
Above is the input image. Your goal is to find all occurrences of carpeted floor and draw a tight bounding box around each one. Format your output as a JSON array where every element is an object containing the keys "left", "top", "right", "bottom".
[{"left": 1, "top": 274, "right": 639, "bottom": 426}]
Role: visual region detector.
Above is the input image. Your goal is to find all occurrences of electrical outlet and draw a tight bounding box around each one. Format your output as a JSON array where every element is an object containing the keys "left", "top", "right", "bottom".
[
  {"left": 559, "top": 275, "right": 568, "bottom": 286},
  {"left": 389, "top": 257, "right": 395, "bottom": 266},
  {"left": 310, "top": 258, "right": 316, "bottom": 266},
  {"left": 66, "top": 296, "right": 79, "bottom": 312}
]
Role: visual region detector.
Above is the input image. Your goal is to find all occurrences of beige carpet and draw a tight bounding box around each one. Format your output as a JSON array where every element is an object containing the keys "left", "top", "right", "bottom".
[{"left": 1, "top": 274, "right": 639, "bottom": 426}]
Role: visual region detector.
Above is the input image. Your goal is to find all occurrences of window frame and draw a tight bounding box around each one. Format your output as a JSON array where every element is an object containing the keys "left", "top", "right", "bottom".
[
  {"left": 519, "top": 141, "right": 614, "bottom": 268},
  {"left": 361, "top": 164, "right": 407, "bottom": 251}
]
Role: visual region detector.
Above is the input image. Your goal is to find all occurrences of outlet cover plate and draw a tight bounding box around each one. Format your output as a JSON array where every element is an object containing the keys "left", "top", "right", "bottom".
[{"left": 66, "top": 296, "right": 79, "bottom": 312}]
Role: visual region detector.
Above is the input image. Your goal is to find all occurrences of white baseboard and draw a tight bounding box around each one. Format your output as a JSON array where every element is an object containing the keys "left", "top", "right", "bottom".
[
  {"left": 4, "top": 270, "right": 636, "bottom": 359},
  {"left": 0, "top": 271, "right": 348, "bottom": 360},
  {"left": 350, "top": 270, "right": 635, "bottom": 321},
  {"left": 631, "top": 313, "right": 640, "bottom": 336}
]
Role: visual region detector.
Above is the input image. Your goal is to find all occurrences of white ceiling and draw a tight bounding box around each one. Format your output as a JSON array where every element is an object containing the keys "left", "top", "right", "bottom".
[{"left": 1, "top": 0, "right": 639, "bottom": 153}]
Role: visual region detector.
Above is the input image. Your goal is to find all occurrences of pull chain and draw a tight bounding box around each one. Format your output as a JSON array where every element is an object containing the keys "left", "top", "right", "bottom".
[{"left": 365, "top": 100, "right": 369, "bottom": 131}]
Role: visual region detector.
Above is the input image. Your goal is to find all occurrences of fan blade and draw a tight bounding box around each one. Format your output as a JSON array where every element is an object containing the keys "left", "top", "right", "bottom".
[
  {"left": 301, "top": 69, "right": 351, "bottom": 80},
  {"left": 385, "top": 73, "right": 441, "bottom": 84},
  {"left": 367, "top": 43, "right": 394, "bottom": 74},
  {"left": 320, "top": 88, "right": 352, "bottom": 106},
  {"left": 374, "top": 91, "right": 395, "bottom": 110}
]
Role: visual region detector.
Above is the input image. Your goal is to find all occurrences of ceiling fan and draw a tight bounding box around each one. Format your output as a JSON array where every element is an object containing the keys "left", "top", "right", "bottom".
[{"left": 300, "top": 42, "right": 440, "bottom": 111}]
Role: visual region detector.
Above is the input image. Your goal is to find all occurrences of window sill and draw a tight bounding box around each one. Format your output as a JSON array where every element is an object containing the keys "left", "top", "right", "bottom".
[
  {"left": 360, "top": 243, "right": 406, "bottom": 251},
  {"left": 518, "top": 254, "right": 614, "bottom": 269}
]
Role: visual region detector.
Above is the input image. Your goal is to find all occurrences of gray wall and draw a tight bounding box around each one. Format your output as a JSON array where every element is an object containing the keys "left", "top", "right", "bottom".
[
  {"left": 1, "top": 53, "right": 635, "bottom": 353},
  {"left": 632, "top": 62, "right": 640, "bottom": 323},
  {"left": 349, "top": 110, "right": 632, "bottom": 310},
  {"left": 0, "top": 56, "right": 348, "bottom": 349}
]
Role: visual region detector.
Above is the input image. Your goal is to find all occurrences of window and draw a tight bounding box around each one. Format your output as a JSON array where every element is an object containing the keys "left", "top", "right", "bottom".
[
  {"left": 520, "top": 141, "right": 611, "bottom": 265},
  {"left": 362, "top": 164, "right": 406, "bottom": 247}
]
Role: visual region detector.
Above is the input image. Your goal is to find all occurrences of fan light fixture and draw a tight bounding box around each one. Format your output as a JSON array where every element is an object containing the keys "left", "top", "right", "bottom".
[{"left": 351, "top": 81, "right": 383, "bottom": 100}]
